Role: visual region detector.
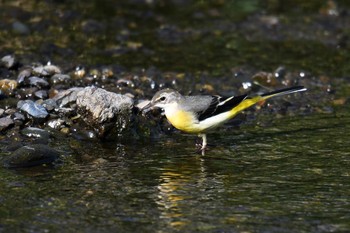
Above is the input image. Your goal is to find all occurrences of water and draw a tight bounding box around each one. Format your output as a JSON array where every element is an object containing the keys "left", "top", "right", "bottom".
[
  {"left": 1, "top": 0, "right": 350, "bottom": 232},
  {"left": 1, "top": 111, "right": 349, "bottom": 232}
]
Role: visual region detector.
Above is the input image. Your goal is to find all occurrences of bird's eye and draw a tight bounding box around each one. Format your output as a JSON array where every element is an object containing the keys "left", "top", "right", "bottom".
[{"left": 159, "top": 96, "right": 166, "bottom": 101}]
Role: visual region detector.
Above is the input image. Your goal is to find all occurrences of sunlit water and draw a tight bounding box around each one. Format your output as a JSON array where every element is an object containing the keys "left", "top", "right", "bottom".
[{"left": 1, "top": 110, "right": 349, "bottom": 232}]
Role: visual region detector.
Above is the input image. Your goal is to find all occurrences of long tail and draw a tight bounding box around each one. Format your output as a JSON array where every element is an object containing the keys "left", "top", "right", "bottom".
[
  {"left": 229, "top": 86, "right": 307, "bottom": 117},
  {"left": 260, "top": 86, "right": 307, "bottom": 99}
]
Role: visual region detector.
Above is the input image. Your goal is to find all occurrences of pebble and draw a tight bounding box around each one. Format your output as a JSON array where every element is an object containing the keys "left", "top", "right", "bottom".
[
  {"left": 33, "top": 65, "right": 61, "bottom": 77},
  {"left": 17, "top": 100, "right": 48, "bottom": 118},
  {"left": 0, "top": 79, "right": 18, "bottom": 93},
  {"left": 42, "top": 99, "right": 58, "bottom": 111},
  {"left": 0, "top": 117, "right": 14, "bottom": 131},
  {"left": 1, "top": 55, "right": 16, "bottom": 69},
  {"left": 3, "top": 144, "right": 59, "bottom": 168},
  {"left": 34, "top": 90, "right": 48, "bottom": 99},
  {"left": 17, "top": 68, "right": 32, "bottom": 84},
  {"left": 29, "top": 76, "right": 49, "bottom": 88}
]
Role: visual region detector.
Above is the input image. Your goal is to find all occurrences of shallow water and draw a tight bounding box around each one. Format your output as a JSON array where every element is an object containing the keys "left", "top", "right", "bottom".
[{"left": 1, "top": 110, "right": 350, "bottom": 232}]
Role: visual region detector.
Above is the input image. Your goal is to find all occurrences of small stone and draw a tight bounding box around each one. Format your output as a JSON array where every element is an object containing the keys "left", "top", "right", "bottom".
[
  {"left": 50, "top": 74, "right": 71, "bottom": 85},
  {"left": 13, "top": 112, "right": 25, "bottom": 121},
  {"left": 1, "top": 55, "right": 16, "bottom": 69},
  {"left": 29, "top": 76, "right": 49, "bottom": 88},
  {"left": 47, "top": 119, "right": 65, "bottom": 129},
  {"left": 34, "top": 90, "right": 48, "bottom": 99},
  {"left": 17, "top": 100, "right": 48, "bottom": 118},
  {"left": 42, "top": 99, "right": 58, "bottom": 111},
  {"left": 3, "top": 144, "right": 59, "bottom": 168},
  {"left": 33, "top": 65, "right": 61, "bottom": 76},
  {"left": 0, "top": 79, "right": 18, "bottom": 94},
  {"left": 17, "top": 68, "right": 32, "bottom": 84},
  {"left": 0, "top": 117, "right": 14, "bottom": 131}
]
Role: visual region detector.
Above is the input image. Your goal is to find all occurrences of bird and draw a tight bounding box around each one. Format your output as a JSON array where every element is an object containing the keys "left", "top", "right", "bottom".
[{"left": 142, "top": 86, "right": 307, "bottom": 154}]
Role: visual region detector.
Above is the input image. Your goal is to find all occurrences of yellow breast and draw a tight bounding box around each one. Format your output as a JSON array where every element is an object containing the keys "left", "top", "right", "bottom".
[{"left": 165, "top": 109, "right": 201, "bottom": 134}]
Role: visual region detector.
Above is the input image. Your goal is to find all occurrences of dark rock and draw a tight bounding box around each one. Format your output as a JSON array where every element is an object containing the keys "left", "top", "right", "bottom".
[
  {"left": 12, "top": 21, "right": 30, "bottom": 35},
  {"left": 21, "top": 127, "right": 50, "bottom": 139},
  {"left": 3, "top": 144, "right": 59, "bottom": 168},
  {"left": 76, "top": 86, "right": 133, "bottom": 137},
  {"left": 0, "top": 117, "right": 14, "bottom": 131},
  {"left": 17, "top": 100, "right": 48, "bottom": 118}
]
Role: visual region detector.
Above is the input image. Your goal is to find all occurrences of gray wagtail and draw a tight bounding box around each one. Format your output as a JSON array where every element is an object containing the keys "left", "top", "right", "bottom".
[{"left": 142, "top": 86, "right": 307, "bottom": 153}]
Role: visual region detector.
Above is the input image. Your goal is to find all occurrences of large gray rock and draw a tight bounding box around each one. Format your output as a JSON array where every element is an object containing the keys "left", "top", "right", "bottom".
[{"left": 76, "top": 87, "right": 134, "bottom": 137}]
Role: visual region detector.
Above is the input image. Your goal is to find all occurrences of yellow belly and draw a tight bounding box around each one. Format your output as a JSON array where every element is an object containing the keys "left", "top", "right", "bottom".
[{"left": 165, "top": 110, "right": 202, "bottom": 134}]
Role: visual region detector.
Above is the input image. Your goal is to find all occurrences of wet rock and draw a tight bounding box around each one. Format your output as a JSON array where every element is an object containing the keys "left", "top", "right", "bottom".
[
  {"left": 42, "top": 99, "right": 58, "bottom": 111},
  {"left": 34, "top": 90, "right": 48, "bottom": 99},
  {"left": 1, "top": 55, "right": 16, "bottom": 69},
  {"left": 17, "top": 68, "right": 32, "bottom": 84},
  {"left": 33, "top": 65, "right": 61, "bottom": 77},
  {"left": 53, "top": 87, "right": 84, "bottom": 107},
  {"left": 0, "top": 79, "right": 18, "bottom": 94},
  {"left": 50, "top": 74, "right": 71, "bottom": 85},
  {"left": 76, "top": 87, "right": 133, "bottom": 137},
  {"left": 46, "top": 119, "right": 65, "bottom": 129},
  {"left": 17, "top": 100, "right": 48, "bottom": 118},
  {"left": 3, "top": 144, "right": 59, "bottom": 168},
  {"left": 0, "top": 117, "right": 14, "bottom": 131},
  {"left": 0, "top": 108, "right": 4, "bottom": 116},
  {"left": 72, "top": 67, "right": 86, "bottom": 79},
  {"left": 21, "top": 127, "right": 50, "bottom": 139},
  {"left": 12, "top": 112, "right": 25, "bottom": 121},
  {"left": 29, "top": 76, "right": 49, "bottom": 88}
]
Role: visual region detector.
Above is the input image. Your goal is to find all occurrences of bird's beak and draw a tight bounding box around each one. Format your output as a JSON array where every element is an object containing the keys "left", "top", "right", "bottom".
[{"left": 139, "top": 100, "right": 153, "bottom": 112}]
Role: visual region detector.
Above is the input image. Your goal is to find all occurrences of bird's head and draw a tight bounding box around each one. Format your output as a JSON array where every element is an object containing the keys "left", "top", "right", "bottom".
[{"left": 142, "top": 88, "right": 183, "bottom": 111}]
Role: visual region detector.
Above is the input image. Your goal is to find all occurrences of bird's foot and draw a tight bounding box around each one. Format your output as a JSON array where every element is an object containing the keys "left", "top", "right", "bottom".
[{"left": 195, "top": 143, "right": 209, "bottom": 155}]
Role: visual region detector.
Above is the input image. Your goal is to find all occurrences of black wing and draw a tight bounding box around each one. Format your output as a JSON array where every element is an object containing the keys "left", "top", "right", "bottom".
[{"left": 198, "top": 94, "right": 248, "bottom": 121}]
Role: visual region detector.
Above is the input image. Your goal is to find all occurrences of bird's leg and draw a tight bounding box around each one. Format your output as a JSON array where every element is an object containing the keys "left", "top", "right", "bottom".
[{"left": 196, "top": 134, "right": 207, "bottom": 155}]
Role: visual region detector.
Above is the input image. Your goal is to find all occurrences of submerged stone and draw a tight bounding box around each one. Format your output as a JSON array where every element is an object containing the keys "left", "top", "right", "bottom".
[
  {"left": 3, "top": 144, "right": 59, "bottom": 168},
  {"left": 21, "top": 127, "right": 50, "bottom": 139}
]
